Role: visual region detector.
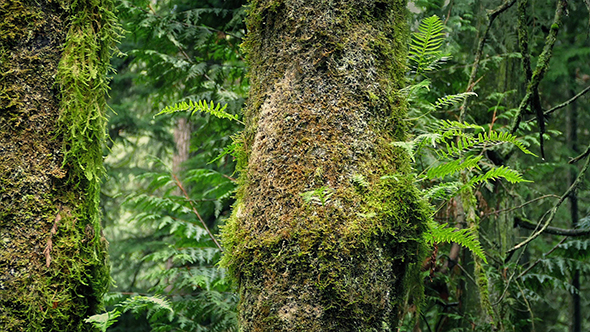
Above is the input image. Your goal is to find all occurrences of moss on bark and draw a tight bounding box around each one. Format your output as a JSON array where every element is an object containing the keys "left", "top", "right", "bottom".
[
  {"left": 222, "top": 1, "right": 429, "bottom": 330},
  {"left": 0, "top": 0, "right": 119, "bottom": 330}
]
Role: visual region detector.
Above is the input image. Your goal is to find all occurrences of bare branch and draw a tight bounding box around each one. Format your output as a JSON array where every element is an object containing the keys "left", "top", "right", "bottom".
[
  {"left": 172, "top": 173, "right": 224, "bottom": 252},
  {"left": 515, "top": 216, "right": 590, "bottom": 237}
]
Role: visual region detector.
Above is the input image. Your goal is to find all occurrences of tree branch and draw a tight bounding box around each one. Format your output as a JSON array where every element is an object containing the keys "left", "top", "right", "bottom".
[
  {"left": 459, "top": 0, "right": 517, "bottom": 121},
  {"left": 544, "top": 84, "right": 590, "bottom": 117},
  {"left": 505, "top": 139, "right": 590, "bottom": 261},
  {"left": 172, "top": 173, "right": 224, "bottom": 252},
  {"left": 510, "top": 0, "right": 568, "bottom": 159},
  {"left": 515, "top": 216, "right": 590, "bottom": 237}
]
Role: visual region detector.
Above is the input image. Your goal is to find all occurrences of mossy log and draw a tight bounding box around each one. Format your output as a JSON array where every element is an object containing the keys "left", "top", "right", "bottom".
[
  {"left": 0, "top": 0, "right": 118, "bottom": 330},
  {"left": 222, "top": 0, "right": 429, "bottom": 331}
]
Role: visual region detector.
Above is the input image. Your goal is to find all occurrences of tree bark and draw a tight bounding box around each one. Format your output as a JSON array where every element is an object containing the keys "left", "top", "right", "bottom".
[
  {"left": 222, "top": 1, "right": 428, "bottom": 331},
  {"left": 0, "top": 0, "right": 117, "bottom": 330}
]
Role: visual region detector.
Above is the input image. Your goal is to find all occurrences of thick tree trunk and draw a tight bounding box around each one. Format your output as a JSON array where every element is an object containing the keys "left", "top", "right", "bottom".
[
  {"left": 222, "top": 1, "right": 428, "bottom": 331},
  {"left": 0, "top": 0, "right": 117, "bottom": 330}
]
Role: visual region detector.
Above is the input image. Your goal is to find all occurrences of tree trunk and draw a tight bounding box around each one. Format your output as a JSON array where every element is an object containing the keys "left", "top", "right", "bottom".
[
  {"left": 222, "top": 1, "right": 428, "bottom": 330},
  {"left": 0, "top": 0, "right": 118, "bottom": 330},
  {"left": 566, "top": 87, "right": 581, "bottom": 332}
]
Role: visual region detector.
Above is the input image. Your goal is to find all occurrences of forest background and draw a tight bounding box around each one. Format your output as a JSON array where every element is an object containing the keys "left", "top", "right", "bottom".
[{"left": 91, "top": 0, "right": 590, "bottom": 331}]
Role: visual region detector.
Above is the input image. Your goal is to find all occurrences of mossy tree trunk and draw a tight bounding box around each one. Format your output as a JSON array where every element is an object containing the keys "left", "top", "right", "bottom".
[
  {"left": 222, "top": 0, "right": 428, "bottom": 331},
  {"left": 0, "top": 0, "right": 118, "bottom": 330}
]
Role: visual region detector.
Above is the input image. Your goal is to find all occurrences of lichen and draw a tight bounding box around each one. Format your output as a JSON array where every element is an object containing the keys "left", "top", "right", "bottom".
[
  {"left": 0, "top": 0, "right": 120, "bottom": 330},
  {"left": 222, "top": 0, "right": 428, "bottom": 330}
]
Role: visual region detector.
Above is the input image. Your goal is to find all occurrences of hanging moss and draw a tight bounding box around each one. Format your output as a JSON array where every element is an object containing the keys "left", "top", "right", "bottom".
[
  {"left": 0, "top": 0, "right": 120, "bottom": 330},
  {"left": 222, "top": 0, "right": 429, "bottom": 330}
]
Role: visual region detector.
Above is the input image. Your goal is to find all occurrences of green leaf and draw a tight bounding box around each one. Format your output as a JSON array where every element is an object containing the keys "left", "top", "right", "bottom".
[
  {"left": 424, "top": 222, "right": 486, "bottom": 263},
  {"left": 156, "top": 99, "right": 243, "bottom": 124}
]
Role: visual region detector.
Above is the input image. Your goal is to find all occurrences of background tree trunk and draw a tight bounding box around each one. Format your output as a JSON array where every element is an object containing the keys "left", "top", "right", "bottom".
[
  {"left": 222, "top": 0, "right": 428, "bottom": 330},
  {"left": 0, "top": 0, "right": 118, "bottom": 330},
  {"left": 566, "top": 86, "right": 581, "bottom": 332}
]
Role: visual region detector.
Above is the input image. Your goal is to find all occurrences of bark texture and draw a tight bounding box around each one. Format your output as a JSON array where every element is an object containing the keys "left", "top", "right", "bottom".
[
  {"left": 222, "top": 1, "right": 428, "bottom": 331},
  {"left": 0, "top": 0, "right": 117, "bottom": 330}
]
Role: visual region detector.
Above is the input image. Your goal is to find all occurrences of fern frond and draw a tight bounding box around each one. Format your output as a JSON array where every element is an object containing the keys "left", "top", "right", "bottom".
[
  {"left": 426, "top": 155, "right": 482, "bottom": 179},
  {"left": 84, "top": 309, "right": 122, "bottom": 332},
  {"left": 437, "top": 130, "right": 536, "bottom": 158},
  {"left": 401, "top": 78, "right": 432, "bottom": 98},
  {"left": 425, "top": 222, "right": 486, "bottom": 262},
  {"left": 432, "top": 119, "right": 485, "bottom": 132},
  {"left": 423, "top": 182, "right": 461, "bottom": 201},
  {"left": 209, "top": 141, "right": 239, "bottom": 164},
  {"left": 433, "top": 92, "right": 478, "bottom": 109},
  {"left": 409, "top": 15, "right": 447, "bottom": 75},
  {"left": 391, "top": 141, "right": 416, "bottom": 161},
  {"left": 521, "top": 273, "right": 579, "bottom": 294},
  {"left": 156, "top": 99, "right": 243, "bottom": 124},
  {"left": 465, "top": 165, "right": 530, "bottom": 187},
  {"left": 120, "top": 295, "right": 175, "bottom": 322}
]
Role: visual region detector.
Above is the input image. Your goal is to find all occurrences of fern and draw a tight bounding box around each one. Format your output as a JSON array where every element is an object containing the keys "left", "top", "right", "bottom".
[
  {"left": 433, "top": 92, "right": 478, "bottom": 109},
  {"left": 422, "top": 182, "right": 462, "bottom": 201},
  {"left": 391, "top": 141, "right": 416, "bottom": 161},
  {"left": 300, "top": 187, "right": 334, "bottom": 206},
  {"left": 409, "top": 15, "right": 448, "bottom": 75},
  {"left": 156, "top": 99, "right": 243, "bottom": 124},
  {"left": 437, "top": 130, "right": 536, "bottom": 158},
  {"left": 84, "top": 310, "right": 121, "bottom": 332},
  {"left": 465, "top": 165, "right": 531, "bottom": 187},
  {"left": 426, "top": 155, "right": 482, "bottom": 179},
  {"left": 424, "top": 221, "right": 486, "bottom": 262},
  {"left": 120, "top": 295, "right": 175, "bottom": 322},
  {"left": 521, "top": 274, "right": 579, "bottom": 294},
  {"left": 431, "top": 119, "right": 484, "bottom": 132}
]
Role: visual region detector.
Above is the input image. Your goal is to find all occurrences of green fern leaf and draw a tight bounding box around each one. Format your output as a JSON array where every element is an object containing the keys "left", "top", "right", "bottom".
[
  {"left": 409, "top": 15, "right": 447, "bottom": 75},
  {"left": 84, "top": 310, "right": 122, "bottom": 332},
  {"left": 433, "top": 92, "right": 478, "bottom": 109},
  {"left": 466, "top": 165, "right": 531, "bottom": 187},
  {"left": 423, "top": 182, "right": 461, "bottom": 201},
  {"left": 156, "top": 99, "right": 243, "bottom": 124},
  {"left": 426, "top": 155, "right": 482, "bottom": 179},
  {"left": 425, "top": 222, "right": 486, "bottom": 263}
]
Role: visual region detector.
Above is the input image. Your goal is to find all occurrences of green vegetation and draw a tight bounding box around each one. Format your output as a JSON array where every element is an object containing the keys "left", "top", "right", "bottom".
[{"left": 4, "top": 0, "right": 590, "bottom": 331}]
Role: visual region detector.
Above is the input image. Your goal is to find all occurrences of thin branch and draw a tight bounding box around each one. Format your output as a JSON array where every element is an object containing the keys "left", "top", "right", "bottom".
[
  {"left": 516, "top": 237, "right": 567, "bottom": 279},
  {"left": 515, "top": 216, "right": 590, "bottom": 237},
  {"left": 221, "top": 173, "right": 237, "bottom": 182},
  {"left": 570, "top": 145, "right": 590, "bottom": 164},
  {"left": 544, "top": 84, "right": 590, "bottom": 117},
  {"left": 456, "top": 262, "right": 479, "bottom": 287},
  {"left": 459, "top": 0, "right": 517, "bottom": 121},
  {"left": 420, "top": 311, "right": 434, "bottom": 332},
  {"left": 505, "top": 140, "right": 590, "bottom": 259},
  {"left": 515, "top": 279, "right": 536, "bottom": 332},
  {"left": 172, "top": 173, "right": 224, "bottom": 252},
  {"left": 483, "top": 194, "right": 559, "bottom": 217}
]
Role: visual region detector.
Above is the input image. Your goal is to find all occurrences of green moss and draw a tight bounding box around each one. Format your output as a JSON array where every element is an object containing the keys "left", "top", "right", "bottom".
[
  {"left": 222, "top": 0, "right": 428, "bottom": 330},
  {"left": 0, "top": 0, "right": 43, "bottom": 46},
  {"left": 0, "top": 0, "right": 120, "bottom": 330}
]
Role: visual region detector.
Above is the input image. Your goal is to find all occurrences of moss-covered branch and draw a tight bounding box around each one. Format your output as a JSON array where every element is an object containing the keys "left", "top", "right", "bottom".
[{"left": 510, "top": 0, "right": 568, "bottom": 158}]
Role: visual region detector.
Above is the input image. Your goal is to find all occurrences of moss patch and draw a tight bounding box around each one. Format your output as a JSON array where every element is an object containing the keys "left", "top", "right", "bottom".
[
  {"left": 0, "top": 0, "right": 120, "bottom": 330},
  {"left": 222, "top": 0, "right": 428, "bottom": 330}
]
